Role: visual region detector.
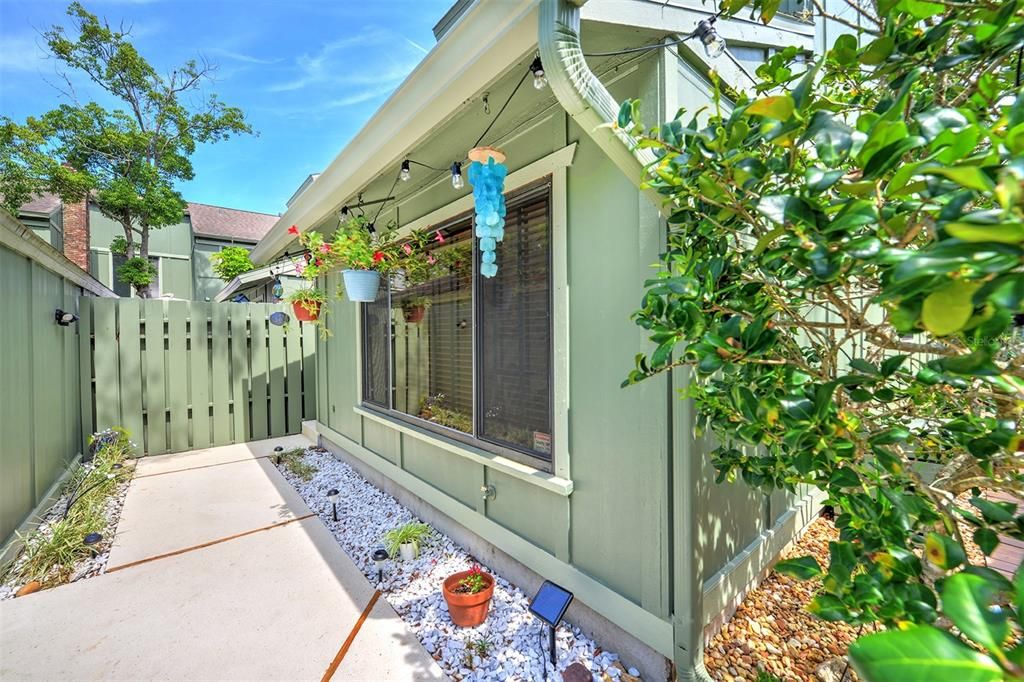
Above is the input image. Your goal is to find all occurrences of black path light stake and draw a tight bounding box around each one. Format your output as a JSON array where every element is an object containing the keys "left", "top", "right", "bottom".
[
  {"left": 274, "top": 445, "right": 284, "bottom": 465},
  {"left": 372, "top": 548, "right": 389, "bottom": 587},
  {"left": 528, "top": 580, "right": 574, "bottom": 675},
  {"left": 63, "top": 473, "right": 116, "bottom": 520},
  {"left": 326, "top": 489, "right": 340, "bottom": 522},
  {"left": 83, "top": 532, "right": 103, "bottom": 557}
]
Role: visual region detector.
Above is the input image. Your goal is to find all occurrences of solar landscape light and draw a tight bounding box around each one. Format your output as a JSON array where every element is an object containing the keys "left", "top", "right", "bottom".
[
  {"left": 326, "top": 488, "right": 340, "bottom": 522},
  {"left": 83, "top": 532, "right": 103, "bottom": 557},
  {"left": 372, "top": 547, "right": 389, "bottom": 586},
  {"left": 274, "top": 445, "right": 284, "bottom": 465},
  {"left": 529, "top": 580, "right": 575, "bottom": 670}
]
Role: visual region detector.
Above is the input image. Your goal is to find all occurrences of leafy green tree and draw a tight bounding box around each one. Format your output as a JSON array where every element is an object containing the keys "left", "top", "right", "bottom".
[
  {"left": 209, "top": 246, "right": 255, "bottom": 282},
  {"left": 620, "top": 0, "right": 1024, "bottom": 678},
  {"left": 0, "top": 2, "right": 252, "bottom": 297}
]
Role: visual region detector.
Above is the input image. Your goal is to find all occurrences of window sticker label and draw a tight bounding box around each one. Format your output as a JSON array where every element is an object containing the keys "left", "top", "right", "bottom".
[{"left": 533, "top": 432, "right": 551, "bottom": 455}]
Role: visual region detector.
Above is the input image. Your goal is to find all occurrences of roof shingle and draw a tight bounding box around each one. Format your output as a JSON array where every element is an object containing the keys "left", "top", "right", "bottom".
[{"left": 187, "top": 202, "right": 279, "bottom": 242}]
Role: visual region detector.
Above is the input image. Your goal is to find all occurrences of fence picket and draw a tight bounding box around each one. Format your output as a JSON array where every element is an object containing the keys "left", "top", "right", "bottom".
[
  {"left": 116, "top": 299, "right": 145, "bottom": 455},
  {"left": 250, "top": 305, "right": 269, "bottom": 441},
  {"left": 143, "top": 300, "right": 168, "bottom": 454},
  {"left": 285, "top": 320, "right": 302, "bottom": 433},
  {"left": 167, "top": 302, "right": 189, "bottom": 452},
  {"left": 211, "top": 304, "right": 231, "bottom": 445},
  {"left": 92, "top": 299, "right": 119, "bottom": 433},
  {"left": 229, "top": 305, "right": 249, "bottom": 443},
  {"left": 268, "top": 311, "right": 286, "bottom": 436},
  {"left": 78, "top": 300, "right": 94, "bottom": 454},
  {"left": 190, "top": 302, "right": 212, "bottom": 449}
]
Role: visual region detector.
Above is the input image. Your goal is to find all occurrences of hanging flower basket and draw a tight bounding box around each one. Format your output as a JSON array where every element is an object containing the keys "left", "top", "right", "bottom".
[
  {"left": 442, "top": 566, "right": 495, "bottom": 627},
  {"left": 467, "top": 146, "right": 508, "bottom": 278},
  {"left": 342, "top": 269, "right": 381, "bottom": 303},
  {"left": 292, "top": 301, "right": 320, "bottom": 322},
  {"left": 403, "top": 305, "right": 426, "bottom": 324}
]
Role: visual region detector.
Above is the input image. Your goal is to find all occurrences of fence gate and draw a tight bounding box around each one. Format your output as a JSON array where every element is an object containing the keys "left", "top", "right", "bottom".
[{"left": 79, "top": 298, "right": 317, "bottom": 456}]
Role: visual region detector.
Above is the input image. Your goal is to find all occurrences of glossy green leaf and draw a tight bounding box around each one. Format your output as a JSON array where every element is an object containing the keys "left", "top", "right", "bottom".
[
  {"left": 774, "top": 555, "right": 823, "bottom": 580},
  {"left": 923, "top": 166, "right": 995, "bottom": 192},
  {"left": 849, "top": 626, "right": 1003, "bottom": 682},
  {"left": 924, "top": 532, "right": 965, "bottom": 570},
  {"left": 945, "top": 221, "right": 1024, "bottom": 244},
  {"left": 941, "top": 572, "right": 1010, "bottom": 655},
  {"left": 745, "top": 95, "right": 795, "bottom": 121},
  {"left": 756, "top": 195, "right": 816, "bottom": 227},
  {"left": 921, "top": 281, "right": 980, "bottom": 336}
]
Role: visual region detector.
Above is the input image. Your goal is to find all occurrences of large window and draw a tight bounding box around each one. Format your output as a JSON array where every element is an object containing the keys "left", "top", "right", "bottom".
[{"left": 361, "top": 181, "right": 553, "bottom": 464}]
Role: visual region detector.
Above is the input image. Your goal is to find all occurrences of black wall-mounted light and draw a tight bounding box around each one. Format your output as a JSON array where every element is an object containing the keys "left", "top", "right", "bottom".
[{"left": 55, "top": 309, "right": 79, "bottom": 326}]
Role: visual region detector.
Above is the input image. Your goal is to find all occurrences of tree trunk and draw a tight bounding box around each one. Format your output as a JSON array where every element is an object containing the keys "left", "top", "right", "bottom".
[{"left": 136, "top": 225, "right": 152, "bottom": 299}]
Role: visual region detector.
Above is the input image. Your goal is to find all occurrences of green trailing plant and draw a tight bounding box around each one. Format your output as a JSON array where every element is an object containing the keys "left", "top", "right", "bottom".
[
  {"left": 0, "top": 2, "right": 251, "bottom": 298},
  {"left": 382, "top": 521, "right": 431, "bottom": 559},
  {"left": 619, "top": 0, "right": 1024, "bottom": 679},
  {"left": 287, "top": 286, "right": 327, "bottom": 313},
  {"left": 5, "top": 428, "right": 131, "bottom": 587},
  {"left": 209, "top": 246, "right": 255, "bottom": 282}
]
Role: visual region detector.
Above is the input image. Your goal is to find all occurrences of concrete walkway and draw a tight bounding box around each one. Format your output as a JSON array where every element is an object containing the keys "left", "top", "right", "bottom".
[{"left": 0, "top": 436, "right": 444, "bottom": 681}]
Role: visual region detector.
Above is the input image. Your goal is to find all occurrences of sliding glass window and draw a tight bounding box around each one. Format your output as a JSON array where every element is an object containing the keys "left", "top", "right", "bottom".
[{"left": 361, "top": 181, "right": 554, "bottom": 465}]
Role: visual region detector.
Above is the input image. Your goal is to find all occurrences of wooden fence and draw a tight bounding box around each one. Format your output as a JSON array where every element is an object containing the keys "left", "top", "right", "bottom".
[{"left": 79, "top": 298, "right": 317, "bottom": 456}]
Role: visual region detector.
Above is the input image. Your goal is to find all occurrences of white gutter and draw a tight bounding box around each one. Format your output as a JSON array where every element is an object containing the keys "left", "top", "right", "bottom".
[
  {"left": 537, "top": 2, "right": 710, "bottom": 679},
  {"left": 250, "top": 0, "right": 537, "bottom": 265}
]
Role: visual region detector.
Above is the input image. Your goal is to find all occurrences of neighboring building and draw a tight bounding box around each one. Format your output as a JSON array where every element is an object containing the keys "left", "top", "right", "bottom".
[
  {"left": 247, "top": 1, "right": 824, "bottom": 679},
  {"left": 16, "top": 196, "right": 279, "bottom": 300}
]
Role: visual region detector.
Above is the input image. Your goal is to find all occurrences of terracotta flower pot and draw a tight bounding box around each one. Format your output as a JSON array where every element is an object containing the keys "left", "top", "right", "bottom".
[
  {"left": 442, "top": 569, "right": 495, "bottom": 627},
  {"left": 402, "top": 305, "right": 426, "bottom": 324},
  {"left": 292, "top": 300, "right": 320, "bottom": 322}
]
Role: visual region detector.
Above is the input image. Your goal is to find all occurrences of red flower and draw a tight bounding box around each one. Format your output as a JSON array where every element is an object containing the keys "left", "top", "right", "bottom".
[
  {"left": 373, "top": 251, "right": 385, "bottom": 263},
  {"left": 315, "top": 259, "right": 323, "bottom": 266},
  {"left": 288, "top": 225, "right": 300, "bottom": 235},
  {"left": 434, "top": 230, "right": 445, "bottom": 243},
  {"left": 319, "top": 243, "right": 331, "bottom": 254}
]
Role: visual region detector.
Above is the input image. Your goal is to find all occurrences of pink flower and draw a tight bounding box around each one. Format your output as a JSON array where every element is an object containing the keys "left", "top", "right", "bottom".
[
  {"left": 402, "top": 243, "right": 412, "bottom": 255},
  {"left": 288, "top": 225, "right": 299, "bottom": 235},
  {"left": 319, "top": 243, "right": 331, "bottom": 254},
  {"left": 427, "top": 254, "right": 436, "bottom": 265},
  {"left": 435, "top": 230, "right": 445, "bottom": 243}
]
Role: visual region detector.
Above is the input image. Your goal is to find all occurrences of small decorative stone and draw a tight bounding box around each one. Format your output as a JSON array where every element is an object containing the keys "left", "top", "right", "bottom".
[{"left": 14, "top": 581, "right": 41, "bottom": 597}]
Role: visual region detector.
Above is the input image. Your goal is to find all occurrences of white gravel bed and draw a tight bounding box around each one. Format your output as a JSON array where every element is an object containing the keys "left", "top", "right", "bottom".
[
  {"left": 0, "top": 459, "right": 132, "bottom": 600},
  {"left": 275, "top": 446, "right": 640, "bottom": 681}
]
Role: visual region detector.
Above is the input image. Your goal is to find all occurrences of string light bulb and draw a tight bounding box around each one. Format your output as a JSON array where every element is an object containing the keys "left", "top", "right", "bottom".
[
  {"left": 451, "top": 162, "right": 464, "bottom": 190},
  {"left": 694, "top": 19, "right": 726, "bottom": 59},
  {"left": 400, "top": 159, "right": 411, "bottom": 182},
  {"left": 530, "top": 56, "right": 547, "bottom": 90}
]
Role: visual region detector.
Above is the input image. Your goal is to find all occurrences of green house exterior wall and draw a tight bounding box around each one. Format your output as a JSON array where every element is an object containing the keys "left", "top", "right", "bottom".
[{"left": 309, "top": 39, "right": 820, "bottom": 665}]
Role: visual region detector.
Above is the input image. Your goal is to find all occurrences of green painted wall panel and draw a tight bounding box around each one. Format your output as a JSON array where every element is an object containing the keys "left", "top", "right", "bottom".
[
  {"left": 401, "top": 435, "right": 479, "bottom": 510},
  {"left": 362, "top": 418, "right": 400, "bottom": 465},
  {"left": 31, "top": 262, "right": 68, "bottom": 501},
  {"left": 88, "top": 206, "right": 192, "bottom": 256},
  {"left": 161, "top": 258, "right": 193, "bottom": 300},
  {"left": 484, "top": 469, "right": 565, "bottom": 557}
]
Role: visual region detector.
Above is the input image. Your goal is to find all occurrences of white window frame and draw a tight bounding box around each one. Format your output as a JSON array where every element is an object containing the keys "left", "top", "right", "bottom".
[{"left": 354, "top": 143, "right": 575, "bottom": 488}]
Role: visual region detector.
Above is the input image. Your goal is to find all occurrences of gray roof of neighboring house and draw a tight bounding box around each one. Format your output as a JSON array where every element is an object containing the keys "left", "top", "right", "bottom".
[
  {"left": 186, "top": 202, "right": 279, "bottom": 242},
  {"left": 17, "top": 193, "right": 62, "bottom": 215}
]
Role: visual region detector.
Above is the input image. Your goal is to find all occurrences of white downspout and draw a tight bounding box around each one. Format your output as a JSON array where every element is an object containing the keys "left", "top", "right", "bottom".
[{"left": 537, "top": 2, "right": 713, "bottom": 680}]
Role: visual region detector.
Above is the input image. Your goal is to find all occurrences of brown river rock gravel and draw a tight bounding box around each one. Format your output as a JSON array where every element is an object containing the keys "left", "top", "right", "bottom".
[{"left": 703, "top": 517, "right": 863, "bottom": 682}]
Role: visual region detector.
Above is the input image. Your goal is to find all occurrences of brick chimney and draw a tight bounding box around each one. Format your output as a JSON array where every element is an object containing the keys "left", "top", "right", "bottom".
[{"left": 63, "top": 195, "right": 90, "bottom": 272}]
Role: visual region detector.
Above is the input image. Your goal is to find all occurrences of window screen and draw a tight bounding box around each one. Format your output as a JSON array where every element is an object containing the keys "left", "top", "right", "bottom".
[{"left": 362, "top": 285, "right": 391, "bottom": 408}]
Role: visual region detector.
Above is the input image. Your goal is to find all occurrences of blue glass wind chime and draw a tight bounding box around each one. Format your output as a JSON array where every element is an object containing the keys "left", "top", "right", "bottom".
[{"left": 467, "top": 146, "right": 508, "bottom": 278}]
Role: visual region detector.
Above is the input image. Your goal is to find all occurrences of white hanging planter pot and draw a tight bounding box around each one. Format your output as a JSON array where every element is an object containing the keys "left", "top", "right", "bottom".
[
  {"left": 467, "top": 146, "right": 508, "bottom": 279},
  {"left": 342, "top": 269, "right": 381, "bottom": 302},
  {"left": 399, "top": 542, "right": 418, "bottom": 562}
]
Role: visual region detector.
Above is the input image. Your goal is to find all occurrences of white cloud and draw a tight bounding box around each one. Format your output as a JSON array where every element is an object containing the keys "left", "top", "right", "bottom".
[
  {"left": 0, "top": 35, "right": 48, "bottom": 73},
  {"left": 203, "top": 47, "right": 282, "bottom": 66}
]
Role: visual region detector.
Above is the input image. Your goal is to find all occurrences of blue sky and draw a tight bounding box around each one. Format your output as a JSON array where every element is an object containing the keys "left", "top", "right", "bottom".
[{"left": 0, "top": 0, "right": 452, "bottom": 215}]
